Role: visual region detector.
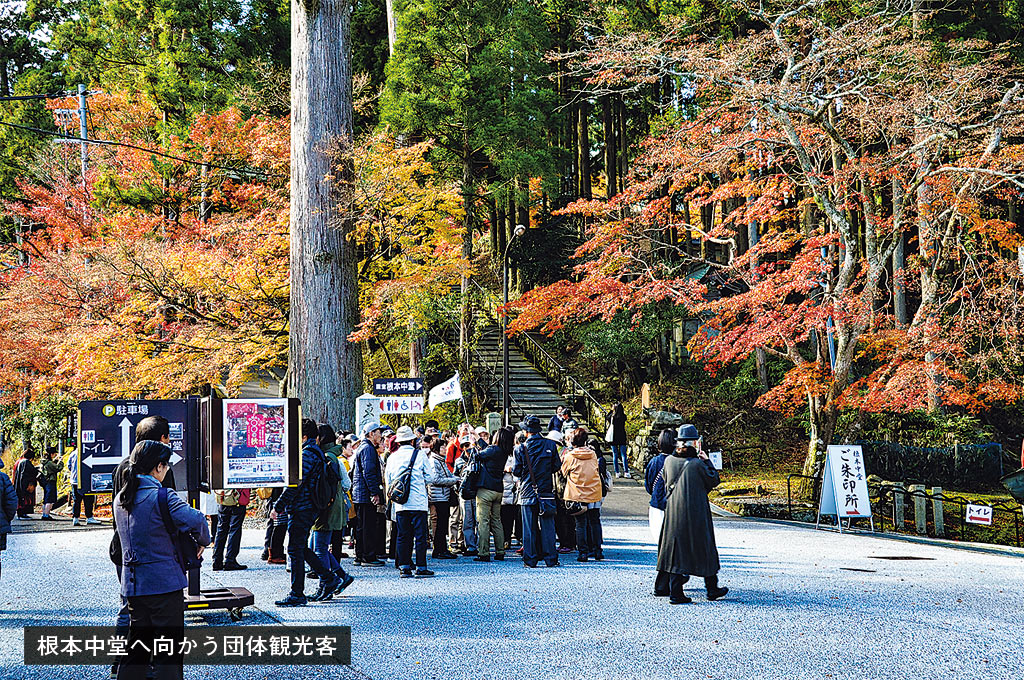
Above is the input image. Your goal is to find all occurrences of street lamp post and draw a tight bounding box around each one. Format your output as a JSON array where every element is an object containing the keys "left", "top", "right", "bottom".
[{"left": 503, "top": 224, "right": 527, "bottom": 427}]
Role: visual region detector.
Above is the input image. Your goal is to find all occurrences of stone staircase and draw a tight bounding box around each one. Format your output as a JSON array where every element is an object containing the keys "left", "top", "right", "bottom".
[{"left": 475, "top": 325, "right": 564, "bottom": 424}]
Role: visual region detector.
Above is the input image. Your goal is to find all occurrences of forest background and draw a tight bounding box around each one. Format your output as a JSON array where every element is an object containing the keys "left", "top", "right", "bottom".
[{"left": 0, "top": 0, "right": 1023, "bottom": 490}]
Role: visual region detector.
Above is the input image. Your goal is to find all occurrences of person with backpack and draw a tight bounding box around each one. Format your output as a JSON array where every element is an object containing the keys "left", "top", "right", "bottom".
[
  {"left": 39, "top": 447, "right": 63, "bottom": 521},
  {"left": 307, "top": 423, "right": 355, "bottom": 601},
  {"left": 384, "top": 426, "right": 442, "bottom": 578},
  {"left": 113, "top": 440, "right": 211, "bottom": 680},
  {"left": 211, "top": 487, "right": 250, "bottom": 571},
  {"left": 513, "top": 415, "right": 561, "bottom": 568},
  {"left": 0, "top": 457, "right": 16, "bottom": 581},
  {"left": 455, "top": 436, "right": 480, "bottom": 556},
  {"left": 271, "top": 418, "right": 342, "bottom": 607}
]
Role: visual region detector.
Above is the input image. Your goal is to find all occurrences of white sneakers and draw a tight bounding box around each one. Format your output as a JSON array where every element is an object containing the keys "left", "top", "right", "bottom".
[{"left": 72, "top": 518, "right": 81, "bottom": 526}]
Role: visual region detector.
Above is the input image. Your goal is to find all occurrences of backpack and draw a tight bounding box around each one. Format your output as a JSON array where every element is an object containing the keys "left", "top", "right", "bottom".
[
  {"left": 386, "top": 447, "right": 421, "bottom": 505},
  {"left": 310, "top": 447, "right": 340, "bottom": 513},
  {"left": 215, "top": 489, "right": 239, "bottom": 507},
  {"left": 459, "top": 453, "right": 480, "bottom": 500}
]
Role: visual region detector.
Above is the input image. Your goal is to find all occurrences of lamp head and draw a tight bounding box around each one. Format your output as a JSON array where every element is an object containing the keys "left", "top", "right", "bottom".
[{"left": 513, "top": 224, "right": 526, "bottom": 237}]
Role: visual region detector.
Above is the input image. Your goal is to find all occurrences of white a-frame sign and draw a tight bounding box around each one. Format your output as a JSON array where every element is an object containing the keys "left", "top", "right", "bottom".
[{"left": 816, "top": 445, "right": 874, "bottom": 533}]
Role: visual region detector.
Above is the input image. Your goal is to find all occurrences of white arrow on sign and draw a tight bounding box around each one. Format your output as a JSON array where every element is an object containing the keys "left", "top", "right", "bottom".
[{"left": 120, "top": 417, "right": 132, "bottom": 457}]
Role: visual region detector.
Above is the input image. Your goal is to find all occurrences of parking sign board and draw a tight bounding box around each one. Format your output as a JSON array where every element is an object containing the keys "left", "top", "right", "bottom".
[{"left": 77, "top": 400, "right": 188, "bottom": 494}]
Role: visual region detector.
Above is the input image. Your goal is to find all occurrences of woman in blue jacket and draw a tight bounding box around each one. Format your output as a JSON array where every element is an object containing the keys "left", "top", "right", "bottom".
[{"left": 114, "top": 440, "right": 211, "bottom": 680}]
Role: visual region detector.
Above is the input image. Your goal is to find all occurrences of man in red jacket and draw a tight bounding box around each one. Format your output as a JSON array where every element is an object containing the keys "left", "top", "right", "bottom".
[{"left": 212, "top": 488, "right": 251, "bottom": 571}]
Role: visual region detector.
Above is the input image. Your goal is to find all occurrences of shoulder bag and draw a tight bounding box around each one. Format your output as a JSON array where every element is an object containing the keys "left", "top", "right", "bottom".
[
  {"left": 157, "top": 487, "right": 203, "bottom": 573},
  {"left": 523, "top": 443, "right": 557, "bottom": 517},
  {"left": 386, "top": 447, "right": 420, "bottom": 505}
]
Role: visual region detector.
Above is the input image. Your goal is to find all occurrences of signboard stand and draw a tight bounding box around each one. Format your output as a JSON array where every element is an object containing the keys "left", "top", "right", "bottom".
[{"left": 816, "top": 444, "right": 874, "bottom": 534}]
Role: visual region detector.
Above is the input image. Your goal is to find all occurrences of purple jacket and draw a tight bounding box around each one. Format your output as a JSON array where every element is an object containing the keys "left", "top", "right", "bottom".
[{"left": 114, "top": 475, "right": 211, "bottom": 597}]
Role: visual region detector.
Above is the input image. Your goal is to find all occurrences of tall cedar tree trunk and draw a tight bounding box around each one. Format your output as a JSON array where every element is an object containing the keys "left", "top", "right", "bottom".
[
  {"left": 289, "top": 0, "right": 362, "bottom": 428},
  {"left": 459, "top": 132, "right": 473, "bottom": 370},
  {"left": 578, "top": 101, "right": 592, "bottom": 200},
  {"left": 602, "top": 96, "right": 616, "bottom": 198}
]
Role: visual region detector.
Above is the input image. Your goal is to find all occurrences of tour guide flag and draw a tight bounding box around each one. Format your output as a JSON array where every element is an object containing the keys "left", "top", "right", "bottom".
[{"left": 428, "top": 373, "right": 463, "bottom": 410}]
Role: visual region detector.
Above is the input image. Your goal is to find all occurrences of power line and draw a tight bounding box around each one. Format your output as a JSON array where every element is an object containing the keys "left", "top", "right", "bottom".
[
  {"left": 0, "top": 93, "right": 79, "bottom": 102},
  {"left": 0, "top": 119, "right": 284, "bottom": 179}
]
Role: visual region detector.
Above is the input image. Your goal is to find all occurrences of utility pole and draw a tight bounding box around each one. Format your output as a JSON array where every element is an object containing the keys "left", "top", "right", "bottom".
[{"left": 78, "top": 84, "right": 88, "bottom": 224}]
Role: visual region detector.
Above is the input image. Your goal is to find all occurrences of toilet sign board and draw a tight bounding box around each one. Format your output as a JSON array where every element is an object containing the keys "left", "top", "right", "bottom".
[
  {"left": 965, "top": 504, "right": 993, "bottom": 525},
  {"left": 816, "top": 445, "right": 873, "bottom": 533}
]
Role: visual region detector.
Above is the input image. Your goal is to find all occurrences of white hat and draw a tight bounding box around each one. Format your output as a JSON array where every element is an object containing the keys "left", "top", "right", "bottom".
[
  {"left": 360, "top": 421, "right": 382, "bottom": 438},
  {"left": 546, "top": 429, "right": 565, "bottom": 443},
  {"left": 475, "top": 426, "right": 489, "bottom": 436},
  {"left": 395, "top": 426, "right": 417, "bottom": 443}
]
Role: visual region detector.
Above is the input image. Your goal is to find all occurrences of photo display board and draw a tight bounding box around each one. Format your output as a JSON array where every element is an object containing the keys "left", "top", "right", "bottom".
[{"left": 221, "top": 399, "right": 290, "bottom": 488}]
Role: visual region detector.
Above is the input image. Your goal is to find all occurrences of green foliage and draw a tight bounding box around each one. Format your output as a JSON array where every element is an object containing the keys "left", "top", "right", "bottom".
[
  {"left": 836, "top": 410, "right": 994, "bottom": 449},
  {"left": 380, "top": 0, "right": 556, "bottom": 188},
  {"left": 51, "top": 0, "right": 289, "bottom": 114},
  {"left": 0, "top": 393, "right": 76, "bottom": 452}
]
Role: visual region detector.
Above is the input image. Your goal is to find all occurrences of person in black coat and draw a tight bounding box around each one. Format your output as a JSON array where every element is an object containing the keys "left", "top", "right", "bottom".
[
  {"left": 655, "top": 429, "right": 729, "bottom": 605},
  {"left": 13, "top": 449, "right": 38, "bottom": 519},
  {"left": 474, "top": 427, "right": 513, "bottom": 562},
  {"left": 513, "top": 416, "right": 561, "bottom": 568},
  {"left": 607, "top": 403, "right": 630, "bottom": 478}
]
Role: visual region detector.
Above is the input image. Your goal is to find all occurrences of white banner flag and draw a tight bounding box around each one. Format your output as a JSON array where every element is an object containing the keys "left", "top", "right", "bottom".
[{"left": 428, "top": 372, "right": 463, "bottom": 410}]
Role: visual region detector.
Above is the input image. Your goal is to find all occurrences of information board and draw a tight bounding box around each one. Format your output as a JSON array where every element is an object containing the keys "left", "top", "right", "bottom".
[
  {"left": 816, "top": 444, "right": 873, "bottom": 533},
  {"left": 77, "top": 400, "right": 189, "bottom": 494},
  {"left": 221, "top": 399, "right": 290, "bottom": 488}
]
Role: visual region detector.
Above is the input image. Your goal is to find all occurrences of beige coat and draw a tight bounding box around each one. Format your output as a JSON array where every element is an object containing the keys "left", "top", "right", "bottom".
[{"left": 560, "top": 447, "right": 602, "bottom": 503}]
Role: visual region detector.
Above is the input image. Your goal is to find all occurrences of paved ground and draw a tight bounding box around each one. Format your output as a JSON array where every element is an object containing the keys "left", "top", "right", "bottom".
[{"left": 2, "top": 478, "right": 1022, "bottom": 679}]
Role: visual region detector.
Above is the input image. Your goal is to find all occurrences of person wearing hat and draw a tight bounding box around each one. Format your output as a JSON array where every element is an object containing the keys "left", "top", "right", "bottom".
[
  {"left": 384, "top": 426, "right": 439, "bottom": 577},
  {"left": 655, "top": 424, "right": 728, "bottom": 604},
  {"left": 114, "top": 440, "right": 211, "bottom": 680},
  {"left": 351, "top": 421, "right": 387, "bottom": 567},
  {"left": 454, "top": 433, "right": 480, "bottom": 556},
  {"left": 513, "top": 415, "right": 561, "bottom": 568}
]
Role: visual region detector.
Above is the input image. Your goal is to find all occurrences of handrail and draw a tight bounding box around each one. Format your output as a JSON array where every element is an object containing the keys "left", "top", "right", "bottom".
[{"left": 468, "top": 278, "right": 608, "bottom": 429}]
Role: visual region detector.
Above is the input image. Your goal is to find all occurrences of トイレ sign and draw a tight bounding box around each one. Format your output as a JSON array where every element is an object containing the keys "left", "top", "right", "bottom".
[
  {"left": 816, "top": 444, "right": 873, "bottom": 533},
  {"left": 965, "top": 504, "right": 993, "bottom": 525}
]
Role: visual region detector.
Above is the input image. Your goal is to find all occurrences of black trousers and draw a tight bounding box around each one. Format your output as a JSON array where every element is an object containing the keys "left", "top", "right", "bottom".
[
  {"left": 500, "top": 504, "right": 521, "bottom": 546},
  {"left": 287, "top": 512, "right": 330, "bottom": 597},
  {"left": 330, "top": 529, "right": 346, "bottom": 559},
  {"left": 429, "top": 502, "right": 451, "bottom": 556},
  {"left": 355, "top": 503, "right": 385, "bottom": 561},
  {"left": 573, "top": 508, "right": 603, "bottom": 557},
  {"left": 659, "top": 571, "right": 719, "bottom": 599},
  {"left": 555, "top": 501, "right": 576, "bottom": 549},
  {"left": 70, "top": 489, "right": 94, "bottom": 519},
  {"left": 213, "top": 505, "right": 246, "bottom": 565},
  {"left": 395, "top": 510, "right": 429, "bottom": 568},
  {"left": 117, "top": 591, "right": 185, "bottom": 680}
]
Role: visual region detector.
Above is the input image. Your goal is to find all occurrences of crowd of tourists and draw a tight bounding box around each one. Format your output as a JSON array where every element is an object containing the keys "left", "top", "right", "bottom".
[{"left": 0, "top": 402, "right": 730, "bottom": 678}]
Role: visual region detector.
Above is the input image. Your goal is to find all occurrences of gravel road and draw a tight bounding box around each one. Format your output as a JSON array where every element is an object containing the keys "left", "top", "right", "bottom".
[{"left": 1, "top": 478, "right": 1021, "bottom": 680}]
